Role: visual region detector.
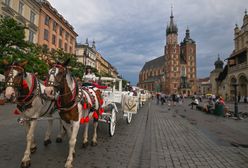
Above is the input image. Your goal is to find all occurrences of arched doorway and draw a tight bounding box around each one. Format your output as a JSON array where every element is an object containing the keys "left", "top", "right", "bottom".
[{"left": 238, "top": 75, "right": 248, "bottom": 102}]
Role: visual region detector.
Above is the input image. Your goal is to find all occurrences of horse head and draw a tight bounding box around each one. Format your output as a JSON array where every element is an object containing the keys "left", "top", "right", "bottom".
[
  {"left": 3, "top": 59, "right": 28, "bottom": 102},
  {"left": 44, "top": 58, "right": 70, "bottom": 99}
]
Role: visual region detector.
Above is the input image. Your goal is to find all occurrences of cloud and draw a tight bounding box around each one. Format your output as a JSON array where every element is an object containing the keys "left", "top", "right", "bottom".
[{"left": 48, "top": 0, "right": 247, "bottom": 85}]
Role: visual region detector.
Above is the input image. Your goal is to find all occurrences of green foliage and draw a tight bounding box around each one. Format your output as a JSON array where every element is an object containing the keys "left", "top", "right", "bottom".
[{"left": 0, "top": 17, "right": 120, "bottom": 81}]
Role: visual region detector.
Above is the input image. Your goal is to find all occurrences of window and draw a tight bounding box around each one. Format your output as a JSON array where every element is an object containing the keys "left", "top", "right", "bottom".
[
  {"left": 59, "top": 39, "right": 62, "bottom": 48},
  {"left": 52, "top": 35, "right": 56, "bottom": 45},
  {"left": 29, "top": 30, "right": 35, "bottom": 43},
  {"left": 44, "top": 29, "right": 49, "bottom": 41},
  {"left": 59, "top": 27, "right": 63, "bottom": 36},
  {"left": 45, "top": 15, "right": 50, "bottom": 25},
  {"left": 65, "top": 32, "right": 69, "bottom": 41},
  {"left": 69, "top": 46, "right": 72, "bottom": 53},
  {"left": 30, "top": 11, "right": 35, "bottom": 23},
  {"left": 5, "top": 0, "right": 11, "bottom": 6},
  {"left": 70, "top": 36, "right": 73, "bottom": 44},
  {"left": 18, "top": 2, "right": 24, "bottom": 15},
  {"left": 53, "top": 21, "right": 57, "bottom": 32},
  {"left": 181, "top": 66, "right": 186, "bottom": 76}
]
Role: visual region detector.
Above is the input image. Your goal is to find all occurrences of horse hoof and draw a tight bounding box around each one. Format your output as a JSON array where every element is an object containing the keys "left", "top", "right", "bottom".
[
  {"left": 91, "top": 141, "right": 97, "bottom": 147},
  {"left": 82, "top": 142, "right": 88, "bottom": 148},
  {"left": 44, "top": 139, "right": 52, "bottom": 146},
  {"left": 30, "top": 146, "right": 37, "bottom": 153},
  {"left": 56, "top": 137, "right": 62, "bottom": 143},
  {"left": 20, "top": 160, "right": 31, "bottom": 168}
]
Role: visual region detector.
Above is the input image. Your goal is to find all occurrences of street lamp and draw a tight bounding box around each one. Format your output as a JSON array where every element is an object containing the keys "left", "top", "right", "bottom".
[{"left": 232, "top": 83, "right": 240, "bottom": 119}]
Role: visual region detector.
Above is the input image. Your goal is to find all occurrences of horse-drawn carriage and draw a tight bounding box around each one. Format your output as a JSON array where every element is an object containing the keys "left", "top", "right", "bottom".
[
  {"left": 2, "top": 59, "right": 139, "bottom": 168},
  {"left": 99, "top": 77, "right": 139, "bottom": 136}
]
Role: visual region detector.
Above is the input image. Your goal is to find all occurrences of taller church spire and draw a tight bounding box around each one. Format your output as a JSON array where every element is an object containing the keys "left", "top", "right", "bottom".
[{"left": 166, "top": 6, "right": 178, "bottom": 36}]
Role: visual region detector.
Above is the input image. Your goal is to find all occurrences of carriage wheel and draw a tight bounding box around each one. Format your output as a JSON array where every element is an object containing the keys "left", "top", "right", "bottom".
[
  {"left": 126, "top": 112, "right": 132, "bottom": 124},
  {"left": 109, "top": 108, "right": 116, "bottom": 137}
]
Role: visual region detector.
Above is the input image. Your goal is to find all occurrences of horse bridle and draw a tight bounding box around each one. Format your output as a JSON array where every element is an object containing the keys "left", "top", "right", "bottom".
[
  {"left": 5, "top": 65, "right": 25, "bottom": 89},
  {"left": 47, "top": 64, "right": 67, "bottom": 88}
]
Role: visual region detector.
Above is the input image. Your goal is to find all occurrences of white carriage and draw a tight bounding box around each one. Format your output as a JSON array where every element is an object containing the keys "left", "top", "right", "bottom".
[{"left": 99, "top": 77, "right": 138, "bottom": 136}]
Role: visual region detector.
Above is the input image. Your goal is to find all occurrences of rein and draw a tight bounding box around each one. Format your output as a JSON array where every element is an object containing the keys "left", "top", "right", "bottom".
[{"left": 18, "top": 74, "right": 35, "bottom": 102}]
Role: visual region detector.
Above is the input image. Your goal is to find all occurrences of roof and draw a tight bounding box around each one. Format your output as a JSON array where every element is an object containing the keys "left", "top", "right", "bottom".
[
  {"left": 228, "top": 48, "right": 247, "bottom": 60},
  {"left": 143, "top": 76, "right": 163, "bottom": 83},
  {"left": 141, "top": 56, "right": 165, "bottom": 72}
]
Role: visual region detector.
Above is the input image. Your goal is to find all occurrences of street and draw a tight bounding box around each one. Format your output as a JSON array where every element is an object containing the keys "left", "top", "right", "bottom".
[{"left": 0, "top": 100, "right": 248, "bottom": 168}]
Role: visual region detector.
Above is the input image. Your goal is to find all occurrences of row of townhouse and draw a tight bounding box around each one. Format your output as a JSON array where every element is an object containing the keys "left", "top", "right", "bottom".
[
  {"left": 0, "top": 0, "right": 119, "bottom": 77},
  {"left": 76, "top": 40, "right": 119, "bottom": 78},
  {"left": 0, "top": 0, "right": 77, "bottom": 54}
]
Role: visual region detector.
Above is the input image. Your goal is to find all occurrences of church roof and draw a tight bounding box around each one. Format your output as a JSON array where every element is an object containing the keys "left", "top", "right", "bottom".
[{"left": 141, "top": 56, "right": 165, "bottom": 72}]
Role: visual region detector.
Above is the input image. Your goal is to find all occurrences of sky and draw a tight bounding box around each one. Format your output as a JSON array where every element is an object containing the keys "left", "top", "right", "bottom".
[{"left": 49, "top": 0, "right": 247, "bottom": 85}]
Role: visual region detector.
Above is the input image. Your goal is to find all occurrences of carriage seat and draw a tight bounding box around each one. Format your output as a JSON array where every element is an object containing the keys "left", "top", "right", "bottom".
[{"left": 82, "top": 82, "right": 108, "bottom": 89}]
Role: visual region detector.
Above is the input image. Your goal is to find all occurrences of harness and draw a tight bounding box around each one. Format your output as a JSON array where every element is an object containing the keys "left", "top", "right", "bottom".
[{"left": 16, "top": 74, "right": 37, "bottom": 112}]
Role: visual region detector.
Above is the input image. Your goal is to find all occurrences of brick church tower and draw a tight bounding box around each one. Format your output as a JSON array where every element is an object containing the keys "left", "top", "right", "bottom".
[
  {"left": 163, "top": 10, "right": 197, "bottom": 95},
  {"left": 138, "top": 9, "right": 197, "bottom": 96},
  {"left": 164, "top": 10, "right": 180, "bottom": 94}
]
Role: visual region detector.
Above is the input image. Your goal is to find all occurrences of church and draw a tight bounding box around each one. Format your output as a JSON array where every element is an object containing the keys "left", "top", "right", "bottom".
[{"left": 138, "top": 11, "right": 197, "bottom": 96}]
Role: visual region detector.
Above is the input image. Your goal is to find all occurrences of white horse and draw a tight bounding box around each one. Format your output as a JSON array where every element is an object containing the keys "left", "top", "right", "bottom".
[
  {"left": 44, "top": 59, "right": 103, "bottom": 168},
  {"left": 3, "top": 60, "right": 64, "bottom": 168}
]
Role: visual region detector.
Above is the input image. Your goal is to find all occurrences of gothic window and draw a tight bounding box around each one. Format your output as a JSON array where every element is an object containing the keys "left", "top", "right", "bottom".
[
  {"left": 53, "top": 21, "right": 57, "bottom": 32},
  {"left": 28, "top": 30, "right": 35, "bottom": 43},
  {"left": 18, "top": 2, "right": 24, "bottom": 15},
  {"left": 52, "top": 35, "right": 56, "bottom": 45},
  {"left": 181, "top": 66, "right": 186, "bottom": 76},
  {"left": 45, "top": 15, "right": 50, "bottom": 25},
  {"left": 43, "top": 29, "right": 49, "bottom": 41},
  {"left": 59, "top": 39, "right": 62, "bottom": 48},
  {"left": 30, "top": 11, "right": 36, "bottom": 23},
  {"left": 59, "top": 27, "right": 63, "bottom": 36}
]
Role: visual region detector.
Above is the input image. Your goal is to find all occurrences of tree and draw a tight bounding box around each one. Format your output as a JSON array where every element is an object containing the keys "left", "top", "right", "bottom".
[
  {"left": 0, "top": 17, "right": 48, "bottom": 79},
  {"left": 0, "top": 17, "right": 28, "bottom": 59}
]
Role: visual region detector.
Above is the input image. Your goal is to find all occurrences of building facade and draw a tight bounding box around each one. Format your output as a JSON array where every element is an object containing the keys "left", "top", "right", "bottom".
[
  {"left": 209, "top": 56, "right": 224, "bottom": 96},
  {"left": 210, "top": 10, "right": 248, "bottom": 102},
  {"left": 227, "top": 10, "right": 248, "bottom": 102},
  {"left": 197, "top": 77, "right": 211, "bottom": 95},
  {"left": 76, "top": 40, "right": 97, "bottom": 68},
  {"left": 96, "top": 52, "right": 109, "bottom": 75},
  {"left": 37, "top": 0, "right": 77, "bottom": 54},
  {"left": 138, "top": 11, "right": 197, "bottom": 95},
  {"left": 0, "top": 0, "right": 40, "bottom": 43}
]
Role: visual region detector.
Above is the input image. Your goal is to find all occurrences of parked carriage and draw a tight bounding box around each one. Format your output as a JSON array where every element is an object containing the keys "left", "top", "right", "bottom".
[{"left": 99, "top": 77, "right": 139, "bottom": 136}]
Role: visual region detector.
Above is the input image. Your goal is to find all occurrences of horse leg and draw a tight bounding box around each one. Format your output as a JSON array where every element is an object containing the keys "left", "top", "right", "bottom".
[
  {"left": 82, "top": 122, "right": 89, "bottom": 148},
  {"left": 24, "top": 121, "right": 37, "bottom": 153},
  {"left": 44, "top": 119, "right": 53, "bottom": 146},
  {"left": 56, "top": 119, "right": 66, "bottom": 143},
  {"left": 21, "top": 120, "right": 38, "bottom": 168},
  {"left": 91, "top": 121, "right": 98, "bottom": 146},
  {"left": 65, "top": 121, "right": 80, "bottom": 168}
]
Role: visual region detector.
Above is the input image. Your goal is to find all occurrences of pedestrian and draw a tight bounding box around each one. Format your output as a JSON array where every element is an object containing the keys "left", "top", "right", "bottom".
[
  {"left": 156, "top": 92, "right": 160, "bottom": 105},
  {"left": 189, "top": 97, "right": 199, "bottom": 109},
  {"left": 160, "top": 92, "right": 165, "bottom": 105}
]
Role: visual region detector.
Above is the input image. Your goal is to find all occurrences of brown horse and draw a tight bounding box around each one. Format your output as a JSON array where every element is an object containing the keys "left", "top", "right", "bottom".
[
  {"left": 44, "top": 59, "right": 104, "bottom": 168},
  {"left": 3, "top": 60, "right": 64, "bottom": 168}
]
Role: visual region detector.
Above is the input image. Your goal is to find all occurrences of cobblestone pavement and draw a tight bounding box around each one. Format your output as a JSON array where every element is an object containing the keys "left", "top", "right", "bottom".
[
  {"left": 147, "top": 100, "right": 248, "bottom": 168},
  {"left": 0, "top": 101, "right": 248, "bottom": 168}
]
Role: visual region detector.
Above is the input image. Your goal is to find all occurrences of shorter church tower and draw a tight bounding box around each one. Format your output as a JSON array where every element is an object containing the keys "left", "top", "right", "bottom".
[{"left": 179, "top": 28, "right": 197, "bottom": 95}]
